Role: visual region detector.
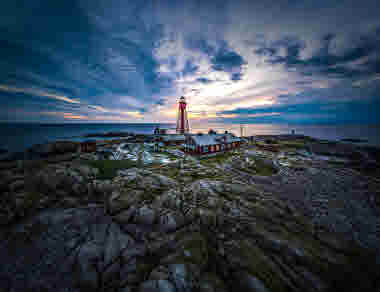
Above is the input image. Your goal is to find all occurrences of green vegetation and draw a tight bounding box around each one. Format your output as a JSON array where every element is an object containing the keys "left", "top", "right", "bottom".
[
  {"left": 170, "top": 232, "right": 209, "bottom": 267},
  {"left": 247, "top": 157, "right": 277, "bottom": 176},
  {"left": 165, "top": 145, "right": 180, "bottom": 150},
  {"left": 85, "top": 159, "right": 137, "bottom": 179},
  {"left": 20, "top": 191, "right": 44, "bottom": 211},
  {"left": 157, "top": 151, "right": 178, "bottom": 161},
  {"left": 200, "top": 151, "right": 240, "bottom": 166},
  {"left": 182, "top": 232, "right": 209, "bottom": 266},
  {"left": 327, "top": 160, "right": 347, "bottom": 166},
  {"left": 278, "top": 140, "right": 307, "bottom": 149}
]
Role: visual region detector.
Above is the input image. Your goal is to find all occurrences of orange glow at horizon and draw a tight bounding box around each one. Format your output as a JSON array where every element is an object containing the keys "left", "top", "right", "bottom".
[
  {"left": 158, "top": 95, "right": 278, "bottom": 121},
  {"left": 63, "top": 113, "right": 87, "bottom": 119}
]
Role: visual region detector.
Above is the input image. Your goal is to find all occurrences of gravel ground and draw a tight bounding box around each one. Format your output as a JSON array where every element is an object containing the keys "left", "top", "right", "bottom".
[{"left": 248, "top": 160, "right": 380, "bottom": 260}]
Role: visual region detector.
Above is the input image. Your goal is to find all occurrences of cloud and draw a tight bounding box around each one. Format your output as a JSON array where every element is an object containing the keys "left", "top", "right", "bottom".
[
  {"left": 88, "top": 105, "right": 109, "bottom": 112},
  {"left": 1, "top": 0, "right": 380, "bottom": 124},
  {"left": 182, "top": 59, "right": 199, "bottom": 76},
  {"left": 0, "top": 85, "right": 80, "bottom": 104},
  {"left": 254, "top": 29, "right": 380, "bottom": 79},
  {"left": 184, "top": 36, "right": 216, "bottom": 56},
  {"left": 210, "top": 44, "right": 247, "bottom": 81},
  {"left": 42, "top": 111, "right": 87, "bottom": 120},
  {"left": 196, "top": 78, "right": 213, "bottom": 84},
  {"left": 218, "top": 95, "right": 380, "bottom": 124}
]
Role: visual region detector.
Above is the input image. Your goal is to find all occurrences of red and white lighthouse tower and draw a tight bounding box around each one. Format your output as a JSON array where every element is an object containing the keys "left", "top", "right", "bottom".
[{"left": 176, "top": 96, "right": 190, "bottom": 134}]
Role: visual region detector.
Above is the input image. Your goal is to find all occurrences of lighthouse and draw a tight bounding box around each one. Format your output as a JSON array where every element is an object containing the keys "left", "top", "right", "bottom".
[{"left": 176, "top": 96, "right": 190, "bottom": 134}]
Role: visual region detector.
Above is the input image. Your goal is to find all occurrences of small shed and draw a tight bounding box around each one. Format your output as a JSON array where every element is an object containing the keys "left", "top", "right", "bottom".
[
  {"left": 153, "top": 127, "right": 168, "bottom": 135},
  {"left": 80, "top": 140, "right": 97, "bottom": 153}
]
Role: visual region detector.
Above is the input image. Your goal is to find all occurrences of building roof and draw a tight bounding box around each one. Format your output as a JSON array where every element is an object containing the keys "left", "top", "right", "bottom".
[
  {"left": 189, "top": 134, "right": 241, "bottom": 146},
  {"left": 219, "top": 133, "right": 241, "bottom": 143},
  {"left": 162, "top": 135, "right": 186, "bottom": 142},
  {"left": 191, "top": 135, "right": 219, "bottom": 146}
]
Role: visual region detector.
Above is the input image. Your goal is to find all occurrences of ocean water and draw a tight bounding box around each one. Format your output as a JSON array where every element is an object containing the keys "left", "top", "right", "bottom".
[
  {"left": 191, "top": 123, "right": 380, "bottom": 146},
  {"left": 0, "top": 123, "right": 379, "bottom": 153},
  {"left": 0, "top": 123, "right": 174, "bottom": 153}
]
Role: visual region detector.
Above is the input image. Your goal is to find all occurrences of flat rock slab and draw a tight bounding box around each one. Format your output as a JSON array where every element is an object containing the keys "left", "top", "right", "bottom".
[{"left": 0, "top": 206, "right": 137, "bottom": 292}]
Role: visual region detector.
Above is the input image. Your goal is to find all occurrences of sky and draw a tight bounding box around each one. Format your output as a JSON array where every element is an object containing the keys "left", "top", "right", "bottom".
[{"left": 1, "top": 0, "right": 380, "bottom": 124}]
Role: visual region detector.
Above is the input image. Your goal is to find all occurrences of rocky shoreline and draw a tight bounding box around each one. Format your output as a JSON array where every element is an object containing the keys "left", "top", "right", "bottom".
[{"left": 0, "top": 134, "right": 380, "bottom": 291}]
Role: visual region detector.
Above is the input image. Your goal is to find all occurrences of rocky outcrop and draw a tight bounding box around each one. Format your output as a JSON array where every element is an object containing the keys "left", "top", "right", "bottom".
[
  {"left": 2, "top": 171, "right": 379, "bottom": 291},
  {"left": 0, "top": 162, "right": 103, "bottom": 226},
  {"left": 1, "top": 138, "right": 380, "bottom": 291},
  {"left": 307, "top": 142, "right": 362, "bottom": 159}
]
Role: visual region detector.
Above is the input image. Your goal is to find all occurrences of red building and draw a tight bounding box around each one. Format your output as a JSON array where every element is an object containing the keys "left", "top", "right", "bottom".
[{"left": 184, "top": 133, "right": 242, "bottom": 155}]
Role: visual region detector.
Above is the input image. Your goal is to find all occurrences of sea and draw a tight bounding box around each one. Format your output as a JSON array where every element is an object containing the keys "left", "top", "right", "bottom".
[{"left": 0, "top": 123, "right": 379, "bottom": 153}]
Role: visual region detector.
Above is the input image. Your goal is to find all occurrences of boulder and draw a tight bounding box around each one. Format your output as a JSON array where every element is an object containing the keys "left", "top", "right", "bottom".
[
  {"left": 76, "top": 164, "right": 99, "bottom": 178},
  {"left": 139, "top": 279, "right": 176, "bottom": 292},
  {"left": 9, "top": 179, "right": 24, "bottom": 192},
  {"left": 116, "top": 168, "right": 178, "bottom": 193},
  {"left": 308, "top": 142, "right": 363, "bottom": 159},
  {"left": 234, "top": 272, "right": 269, "bottom": 292},
  {"left": 168, "top": 263, "right": 192, "bottom": 292},
  {"left": 134, "top": 205, "right": 156, "bottom": 225},
  {"left": 0, "top": 207, "right": 136, "bottom": 291},
  {"left": 1, "top": 159, "right": 380, "bottom": 292}
]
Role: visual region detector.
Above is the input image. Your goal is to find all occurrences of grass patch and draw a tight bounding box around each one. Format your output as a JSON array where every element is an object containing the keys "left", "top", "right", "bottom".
[
  {"left": 200, "top": 151, "right": 240, "bottom": 166},
  {"left": 278, "top": 141, "right": 307, "bottom": 149},
  {"left": 249, "top": 158, "right": 277, "bottom": 176},
  {"left": 166, "top": 145, "right": 180, "bottom": 150},
  {"left": 85, "top": 159, "right": 137, "bottom": 179},
  {"left": 157, "top": 151, "right": 178, "bottom": 161},
  {"left": 327, "top": 160, "right": 347, "bottom": 166}
]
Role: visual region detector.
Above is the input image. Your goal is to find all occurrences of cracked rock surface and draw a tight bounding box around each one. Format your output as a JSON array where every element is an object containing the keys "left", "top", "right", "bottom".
[{"left": 1, "top": 141, "right": 380, "bottom": 292}]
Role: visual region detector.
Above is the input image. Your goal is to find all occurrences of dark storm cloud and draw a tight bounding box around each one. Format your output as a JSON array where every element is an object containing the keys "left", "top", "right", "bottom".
[
  {"left": 211, "top": 46, "right": 246, "bottom": 73},
  {"left": 254, "top": 28, "right": 380, "bottom": 79},
  {"left": 254, "top": 46, "right": 277, "bottom": 57},
  {"left": 210, "top": 44, "right": 247, "bottom": 81},
  {"left": 255, "top": 37, "right": 305, "bottom": 67},
  {"left": 184, "top": 36, "right": 217, "bottom": 56},
  {"left": 184, "top": 36, "right": 247, "bottom": 81},
  {"left": 196, "top": 78, "right": 213, "bottom": 84},
  {"left": 230, "top": 72, "right": 243, "bottom": 81},
  {"left": 219, "top": 79, "right": 380, "bottom": 124},
  {"left": 0, "top": 0, "right": 173, "bottom": 121},
  {"left": 219, "top": 98, "right": 380, "bottom": 124},
  {"left": 182, "top": 59, "right": 199, "bottom": 77},
  {"left": 1, "top": 0, "right": 380, "bottom": 123},
  {"left": 155, "top": 99, "right": 166, "bottom": 106}
]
